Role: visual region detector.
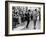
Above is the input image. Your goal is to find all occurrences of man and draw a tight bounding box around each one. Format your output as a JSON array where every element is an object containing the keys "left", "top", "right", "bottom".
[
  {"left": 25, "top": 9, "right": 30, "bottom": 28},
  {"left": 32, "top": 9, "right": 38, "bottom": 29}
]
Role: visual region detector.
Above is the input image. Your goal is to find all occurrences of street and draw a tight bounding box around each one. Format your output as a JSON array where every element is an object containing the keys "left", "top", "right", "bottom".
[{"left": 13, "top": 20, "right": 40, "bottom": 30}]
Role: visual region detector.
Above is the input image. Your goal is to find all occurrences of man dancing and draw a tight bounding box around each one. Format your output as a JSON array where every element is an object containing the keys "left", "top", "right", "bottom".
[{"left": 25, "top": 10, "right": 30, "bottom": 28}]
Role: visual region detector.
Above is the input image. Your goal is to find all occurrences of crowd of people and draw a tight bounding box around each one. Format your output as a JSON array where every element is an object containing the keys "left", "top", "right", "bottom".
[{"left": 12, "top": 6, "right": 41, "bottom": 29}]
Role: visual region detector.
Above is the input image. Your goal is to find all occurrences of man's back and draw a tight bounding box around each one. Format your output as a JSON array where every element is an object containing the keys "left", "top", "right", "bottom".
[{"left": 32, "top": 11, "right": 37, "bottom": 20}]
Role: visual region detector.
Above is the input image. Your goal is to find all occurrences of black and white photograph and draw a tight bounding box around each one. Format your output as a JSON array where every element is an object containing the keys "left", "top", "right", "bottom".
[
  {"left": 12, "top": 6, "right": 41, "bottom": 30},
  {"left": 5, "top": 1, "right": 45, "bottom": 36}
]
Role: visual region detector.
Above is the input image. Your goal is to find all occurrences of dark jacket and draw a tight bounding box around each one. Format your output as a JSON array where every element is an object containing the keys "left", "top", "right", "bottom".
[{"left": 25, "top": 13, "right": 30, "bottom": 21}]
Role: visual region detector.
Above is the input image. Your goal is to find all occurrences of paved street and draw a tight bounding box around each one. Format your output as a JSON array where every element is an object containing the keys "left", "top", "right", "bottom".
[{"left": 13, "top": 20, "right": 41, "bottom": 31}]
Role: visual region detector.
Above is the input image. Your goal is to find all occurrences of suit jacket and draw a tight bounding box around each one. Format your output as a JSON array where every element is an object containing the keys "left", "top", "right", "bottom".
[
  {"left": 25, "top": 13, "right": 30, "bottom": 21},
  {"left": 32, "top": 11, "right": 37, "bottom": 20}
]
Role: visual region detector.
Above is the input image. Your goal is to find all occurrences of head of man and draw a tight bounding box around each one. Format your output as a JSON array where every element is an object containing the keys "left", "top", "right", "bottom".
[
  {"left": 35, "top": 9, "right": 37, "bottom": 12},
  {"left": 28, "top": 9, "right": 31, "bottom": 12}
]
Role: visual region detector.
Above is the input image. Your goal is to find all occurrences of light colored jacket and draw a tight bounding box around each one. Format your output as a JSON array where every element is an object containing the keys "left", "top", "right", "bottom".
[{"left": 32, "top": 11, "right": 37, "bottom": 20}]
